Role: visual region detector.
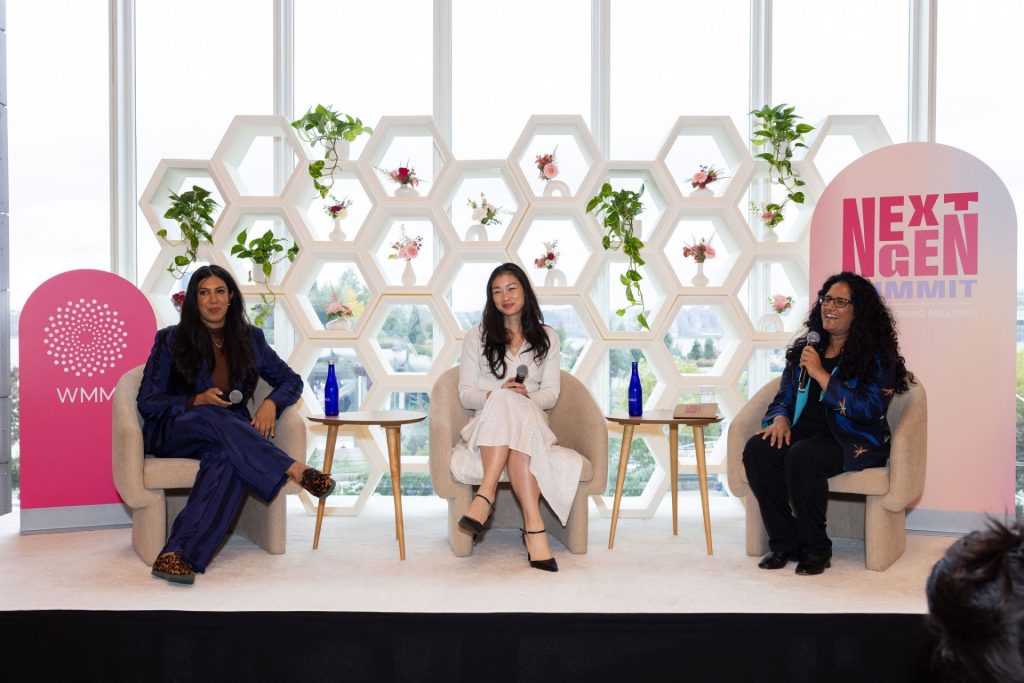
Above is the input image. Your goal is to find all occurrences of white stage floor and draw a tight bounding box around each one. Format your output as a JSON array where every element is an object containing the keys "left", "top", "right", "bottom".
[{"left": 0, "top": 494, "right": 957, "bottom": 613}]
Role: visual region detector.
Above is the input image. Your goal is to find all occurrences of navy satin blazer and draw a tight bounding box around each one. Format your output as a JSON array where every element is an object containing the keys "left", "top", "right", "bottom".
[
  {"left": 136, "top": 325, "right": 303, "bottom": 453},
  {"left": 762, "top": 355, "right": 898, "bottom": 472}
]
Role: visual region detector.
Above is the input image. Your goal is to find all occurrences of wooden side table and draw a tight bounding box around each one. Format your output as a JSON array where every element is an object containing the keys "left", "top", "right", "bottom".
[
  {"left": 306, "top": 410, "right": 427, "bottom": 560},
  {"left": 606, "top": 411, "right": 723, "bottom": 554}
]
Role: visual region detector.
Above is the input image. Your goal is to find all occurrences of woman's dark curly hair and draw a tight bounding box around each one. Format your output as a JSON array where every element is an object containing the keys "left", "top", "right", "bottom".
[
  {"left": 786, "top": 271, "right": 912, "bottom": 392},
  {"left": 480, "top": 263, "right": 550, "bottom": 379},
  {"left": 172, "top": 264, "right": 259, "bottom": 402},
  {"left": 926, "top": 520, "right": 1024, "bottom": 682}
]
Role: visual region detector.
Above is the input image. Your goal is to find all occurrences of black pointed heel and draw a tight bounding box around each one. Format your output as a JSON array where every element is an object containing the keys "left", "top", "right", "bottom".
[
  {"left": 458, "top": 493, "right": 495, "bottom": 538},
  {"left": 521, "top": 528, "right": 558, "bottom": 572}
]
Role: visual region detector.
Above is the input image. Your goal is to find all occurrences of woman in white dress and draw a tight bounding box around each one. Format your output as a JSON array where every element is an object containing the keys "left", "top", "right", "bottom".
[{"left": 450, "top": 263, "right": 583, "bottom": 572}]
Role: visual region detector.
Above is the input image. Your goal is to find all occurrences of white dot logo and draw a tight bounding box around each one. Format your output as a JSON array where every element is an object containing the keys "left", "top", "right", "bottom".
[{"left": 42, "top": 298, "right": 129, "bottom": 377}]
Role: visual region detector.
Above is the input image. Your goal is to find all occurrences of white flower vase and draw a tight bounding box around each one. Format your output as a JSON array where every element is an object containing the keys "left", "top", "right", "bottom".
[
  {"left": 401, "top": 259, "right": 417, "bottom": 286},
  {"left": 544, "top": 268, "right": 566, "bottom": 287},
  {"left": 690, "top": 261, "right": 709, "bottom": 287},
  {"left": 465, "top": 224, "right": 488, "bottom": 241},
  {"left": 761, "top": 228, "right": 779, "bottom": 242},
  {"left": 757, "top": 313, "right": 784, "bottom": 333},
  {"left": 395, "top": 185, "right": 419, "bottom": 198},
  {"left": 328, "top": 217, "right": 347, "bottom": 242},
  {"left": 689, "top": 187, "right": 714, "bottom": 198},
  {"left": 542, "top": 180, "right": 571, "bottom": 197},
  {"left": 326, "top": 317, "right": 352, "bottom": 331},
  {"left": 251, "top": 264, "right": 273, "bottom": 285}
]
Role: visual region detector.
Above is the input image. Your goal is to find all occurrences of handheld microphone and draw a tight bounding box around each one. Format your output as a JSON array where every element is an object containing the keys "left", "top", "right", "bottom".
[
  {"left": 514, "top": 364, "right": 528, "bottom": 384},
  {"left": 228, "top": 389, "right": 243, "bottom": 404},
  {"left": 798, "top": 331, "right": 821, "bottom": 391}
]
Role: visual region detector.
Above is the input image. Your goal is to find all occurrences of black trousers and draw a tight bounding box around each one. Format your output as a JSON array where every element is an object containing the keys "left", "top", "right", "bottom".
[{"left": 742, "top": 429, "right": 844, "bottom": 557}]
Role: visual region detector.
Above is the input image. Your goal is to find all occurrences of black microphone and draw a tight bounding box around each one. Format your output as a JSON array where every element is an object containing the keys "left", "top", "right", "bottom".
[
  {"left": 228, "top": 389, "right": 243, "bottom": 404},
  {"left": 798, "top": 331, "right": 821, "bottom": 391},
  {"left": 514, "top": 364, "right": 528, "bottom": 383}
]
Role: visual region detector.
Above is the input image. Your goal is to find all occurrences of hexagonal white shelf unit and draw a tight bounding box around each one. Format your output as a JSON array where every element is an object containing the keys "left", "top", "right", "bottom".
[
  {"left": 798, "top": 115, "right": 893, "bottom": 200},
  {"left": 283, "top": 159, "right": 382, "bottom": 243},
  {"left": 511, "top": 205, "right": 599, "bottom": 292},
  {"left": 290, "top": 339, "right": 389, "bottom": 514},
  {"left": 738, "top": 253, "right": 810, "bottom": 335},
  {"left": 212, "top": 115, "right": 308, "bottom": 199},
  {"left": 285, "top": 248, "right": 380, "bottom": 337},
  {"left": 240, "top": 292, "right": 301, "bottom": 360},
  {"left": 141, "top": 250, "right": 226, "bottom": 329},
  {"left": 139, "top": 159, "right": 232, "bottom": 244},
  {"left": 360, "top": 205, "right": 457, "bottom": 292},
  {"left": 657, "top": 115, "right": 754, "bottom": 205},
  {"left": 654, "top": 204, "right": 753, "bottom": 294},
  {"left": 537, "top": 294, "right": 603, "bottom": 374},
  {"left": 583, "top": 161, "right": 683, "bottom": 244},
  {"left": 215, "top": 204, "right": 307, "bottom": 291},
  {"left": 364, "top": 294, "right": 460, "bottom": 384},
  {"left": 440, "top": 250, "right": 512, "bottom": 333},
  {"left": 737, "top": 340, "right": 791, "bottom": 401},
  {"left": 434, "top": 159, "right": 529, "bottom": 244},
  {"left": 660, "top": 294, "right": 753, "bottom": 381},
  {"left": 508, "top": 115, "right": 605, "bottom": 202},
  {"left": 581, "top": 343, "right": 675, "bottom": 519},
  {"left": 358, "top": 116, "right": 454, "bottom": 201},
  {"left": 578, "top": 241, "right": 673, "bottom": 338}
]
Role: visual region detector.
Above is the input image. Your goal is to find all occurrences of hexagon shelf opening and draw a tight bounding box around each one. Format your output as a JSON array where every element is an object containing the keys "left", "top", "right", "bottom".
[
  {"left": 510, "top": 116, "right": 603, "bottom": 200},
  {"left": 304, "top": 346, "right": 375, "bottom": 414},
  {"left": 304, "top": 262, "right": 373, "bottom": 331},
  {"left": 443, "top": 168, "right": 522, "bottom": 243},
  {"left": 372, "top": 217, "right": 445, "bottom": 287},
  {"left": 383, "top": 388, "right": 431, "bottom": 460},
  {"left": 514, "top": 212, "right": 593, "bottom": 289},
  {"left": 664, "top": 304, "right": 738, "bottom": 376},
  {"left": 139, "top": 164, "right": 228, "bottom": 242},
  {"left": 213, "top": 116, "right": 305, "bottom": 198},
  {"left": 292, "top": 168, "right": 374, "bottom": 242},
  {"left": 221, "top": 212, "right": 298, "bottom": 287},
  {"left": 595, "top": 166, "right": 676, "bottom": 239},
  {"left": 665, "top": 215, "right": 737, "bottom": 288},
  {"left": 739, "top": 346, "right": 787, "bottom": 400},
  {"left": 373, "top": 303, "right": 440, "bottom": 374},
  {"left": 657, "top": 116, "right": 753, "bottom": 202},
  {"left": 446, "top": 260, "right": 504, "bottom": 332},
  {"left": 738, "top": 259, "right": 809, "bottom": 333},
  {"left": 587, "top": 259, "right": 667, "bottom": 334},
  {"left": 540, "top": 302, "right": 594, "bottom": 373},
  {"left": 241, "top": 295, "right": 293, "bottom": 356},
  {"left": 361, "top": 117, "right": 454, "bottom": 200}
]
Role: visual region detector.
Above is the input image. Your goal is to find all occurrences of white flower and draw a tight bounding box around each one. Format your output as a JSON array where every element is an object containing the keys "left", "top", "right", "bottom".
[{"left": 471, "top": 207, "right": 487, "bottom": 222}]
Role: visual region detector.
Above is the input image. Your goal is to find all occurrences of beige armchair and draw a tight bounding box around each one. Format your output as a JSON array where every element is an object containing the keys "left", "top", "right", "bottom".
[
  {"left": 111, "top": 365, "right": 306, "bottom": 565},
  {"left": 726, "top": 375, "right": 927, "bottom": 571},
  {"left": 429, "top": 367, "right": 608, "bottom": 557}
]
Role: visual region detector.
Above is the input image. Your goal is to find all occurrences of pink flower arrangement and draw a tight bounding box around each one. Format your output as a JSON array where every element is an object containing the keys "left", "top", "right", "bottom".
[
  {"left": 326, "top": 299, "right": 354, "bottom": 322},
  {"left": 535, "top": 149, "right": 559, "bottom": 181},
  {"left": 533, "top": 240, "right": 560, "bottom": 270},
  {"left": 171, "top": 291, "right": 186, "bottom": 313},
  {"left": 379, "top": 163, "right": 420, "bottom": 187},
  {"left": 691, "top": 164, "right": 726, "bottom": 190},
  {"left": 323, "top": 196, "right": 353, "bottom": 220},
  {"left": 682, "top": 235, "right": 716, "bottom": 263},
  {"left": 751, "top": 201, "right": 782, "bottom": 229},
  {"left": 388, "top": 225, "right": 424, "bottom": 261},
  {"left": 769, "top": 294, "right": 794, "bottom": 315}
]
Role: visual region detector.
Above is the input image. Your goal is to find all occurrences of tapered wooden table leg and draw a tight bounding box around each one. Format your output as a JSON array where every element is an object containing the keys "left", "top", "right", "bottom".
[
  {"left": 385, "top": 426, "right": 406, "bottom": 560},
  {"left": 693, "top": 426, "right": 713, "bottom": 555},
  {"left": 313, "top": 424, "right": 339, "bottom": 550},
  {"left": 669, "top": 424, "right": 679, "bottom": 536},
  {"left": 608, "top": 423, "right": 635, "bottom": 549}
]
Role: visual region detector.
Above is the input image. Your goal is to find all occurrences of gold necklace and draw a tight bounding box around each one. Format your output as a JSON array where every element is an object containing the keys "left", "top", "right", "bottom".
[{"left": 211, "top": 336, "right": 224, "bottom": 355}]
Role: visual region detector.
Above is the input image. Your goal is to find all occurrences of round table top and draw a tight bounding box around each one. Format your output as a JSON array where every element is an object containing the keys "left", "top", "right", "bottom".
[
  {"left": 606, "top": 410, "right": 723, "bottom": 426},
  {"left": 307, "top": 410, "right": 427, "bottom": 427}
]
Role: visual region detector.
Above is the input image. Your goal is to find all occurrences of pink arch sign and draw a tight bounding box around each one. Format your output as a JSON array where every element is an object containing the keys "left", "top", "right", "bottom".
[
  {"left": 810, "top": 142, "right": 1017, "bottom": 531},
  {"left": 19, "top": 270, "right": 156, "bottom": 517}
]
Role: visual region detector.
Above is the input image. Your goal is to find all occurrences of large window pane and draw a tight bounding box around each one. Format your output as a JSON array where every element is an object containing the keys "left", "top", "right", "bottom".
[
  {"left": 295, "top": 0, "right": 432, "bottom": 156},
  {"left": 453, "top": 0, "right": 590, "bottom": 159},
  {"left": 136, "top": 1, "right": 273, "bottom": 280},
  {"left": 610, "top": 1, "right": 749, "bottom": 160},
  {"left": 774, "top": 0, "right": 909, "bottom": 143}
]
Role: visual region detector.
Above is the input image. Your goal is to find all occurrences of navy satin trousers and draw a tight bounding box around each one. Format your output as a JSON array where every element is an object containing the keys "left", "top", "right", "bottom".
[
  {"left": 152, "top": 405, "right": 293, "bottom": 572},
  {"left": 742, "top": 430, "right": 844, "bottom": 557}
]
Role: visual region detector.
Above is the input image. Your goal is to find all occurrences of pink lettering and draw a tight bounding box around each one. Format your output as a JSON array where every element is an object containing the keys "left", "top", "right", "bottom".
[
  {"left": 943, "top": 213, "right": 978, "bottom": 275},
  {"left": 908, "top": 194, "right": 939, "bottom": 227},
  {"left": 879, "top": 196, "right": 904, "bottom": 241},
  {"left": 914, "top": 230, "right": 939, "bottom": 276},
  {"left": 878, "top": 244, "right": 910, "bottom": 277},
  {"left": 842, "top": 197, "right": 874, "bottom": 276},
  {"left": 944, "top": 192, "right": 979, "bottom": 212}
]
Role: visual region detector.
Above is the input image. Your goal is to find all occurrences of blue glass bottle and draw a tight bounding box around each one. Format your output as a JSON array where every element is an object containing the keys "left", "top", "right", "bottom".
[
  {"left": 324, "top": 360, "right": 339, "bottom": 416},
  {"left": 627, "top": 360, "right": 643, "bottom": 416}
]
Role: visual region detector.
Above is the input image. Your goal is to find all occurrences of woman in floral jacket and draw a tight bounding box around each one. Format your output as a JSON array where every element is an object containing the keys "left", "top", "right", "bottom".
[{"left": 743, "top": 271, "right": 913, "bottom": 575}]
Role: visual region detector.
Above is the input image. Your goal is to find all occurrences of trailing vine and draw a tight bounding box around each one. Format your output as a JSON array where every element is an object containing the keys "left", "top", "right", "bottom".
[
  {"left": 159, "top": 185, "right": 218, "bottom": 279},
  {"left": 750, "top": 104, "right": 814, "bottom": 228},
  {"left": 291, "top": 104, "right": 373, "bottom": 198},
  {"left": 586, "top": 183, "right": 649, "bottom": 330}
]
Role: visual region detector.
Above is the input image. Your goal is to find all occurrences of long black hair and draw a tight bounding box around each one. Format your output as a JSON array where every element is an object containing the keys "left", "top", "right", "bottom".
[
  {"left": 787, "top": 271, "right": 912, "bottom": 392},
  {"left": 926, "top": 520, "right": 1024, "bottom": 682},
  {"left": 172, "top": 264, "right": 258, "bottom": 401},
  {"left": 480, "top": 263, "right": 550, "bottom": 379}
]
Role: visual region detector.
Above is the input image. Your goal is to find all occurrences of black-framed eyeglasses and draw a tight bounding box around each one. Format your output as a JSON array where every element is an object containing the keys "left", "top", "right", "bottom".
[{"left": 819, "top": 295, "right": 852, "bottom": 309}]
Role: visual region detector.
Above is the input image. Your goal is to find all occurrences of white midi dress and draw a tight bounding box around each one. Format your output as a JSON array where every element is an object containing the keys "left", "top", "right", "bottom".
[{"left": 449, "top": 326, "right": 584, "bottom": 525}]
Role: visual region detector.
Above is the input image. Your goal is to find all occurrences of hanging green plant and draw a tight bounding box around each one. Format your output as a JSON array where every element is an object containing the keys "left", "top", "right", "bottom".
[
  {"left": 291, "top": 104, "right": 374, "bottom": 199},
  {"left": 750, "top": 103, "right": 814, "bottom": 229},
  {"left": 159, "top": 185, "right": 219, "bottom": 279},
  {"left": 586, "top": 183, "right": 649, "bottom": 330},
  {"left": 230, "top": 228, "right": 300, "bottom": 328}
]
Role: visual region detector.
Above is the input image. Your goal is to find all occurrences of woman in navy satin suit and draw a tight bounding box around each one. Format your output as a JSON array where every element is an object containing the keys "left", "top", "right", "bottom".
[
  {"left": 137, "top": 265, "right": 335, "bottom": 585},
  {"left": 742, "top": 272, "right": 913, "bottom": 575}
]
